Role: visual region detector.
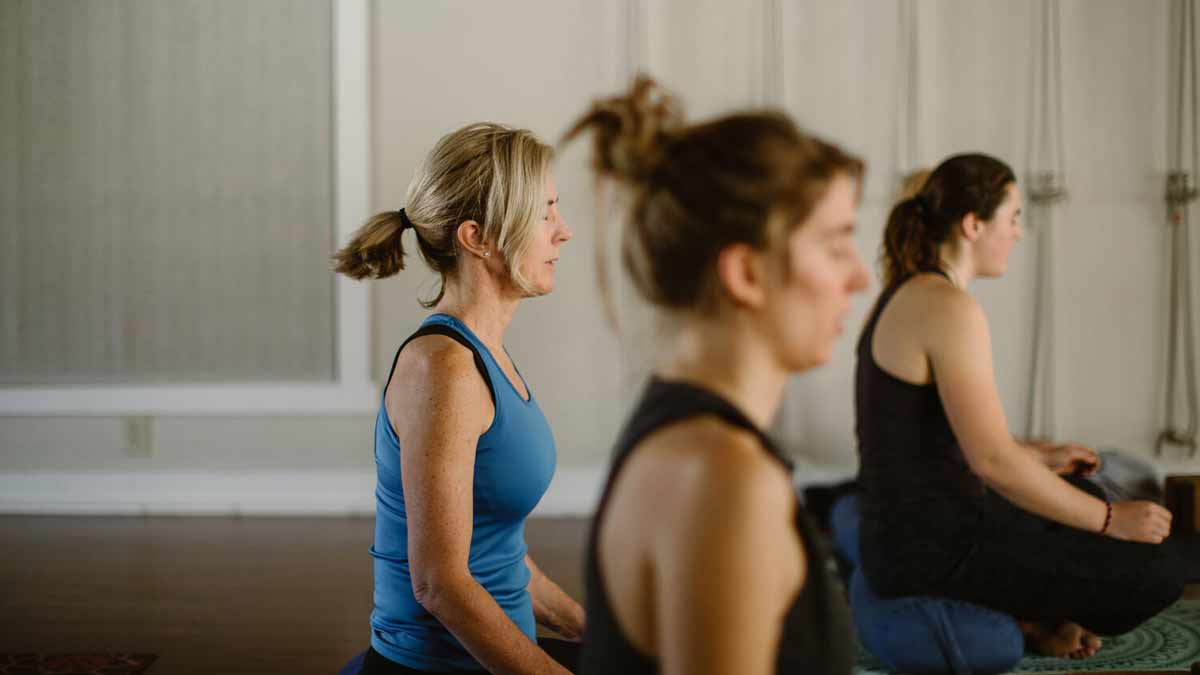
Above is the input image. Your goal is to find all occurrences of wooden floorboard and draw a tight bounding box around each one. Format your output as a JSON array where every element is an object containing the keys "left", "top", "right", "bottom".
[
  {"left": 0, "top": 515, "right": 1195, "bottom": 674},
  {"left": 0, "top": 516, "right": 586, "bottom": 675}
]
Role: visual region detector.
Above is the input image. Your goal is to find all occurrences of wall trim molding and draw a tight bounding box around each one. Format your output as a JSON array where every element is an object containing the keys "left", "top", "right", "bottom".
[
  {"left": 0, "top": 0, "right": 375, "bottom": 417},
  {"left": 0, "top": 464, "right": 853, "bottom": 517},
  {"left": 0, "top": 466, "right": 608, "bottom": 517},
  {"left": 2, "top": 455, "right": 1192, "bottom": 517}
]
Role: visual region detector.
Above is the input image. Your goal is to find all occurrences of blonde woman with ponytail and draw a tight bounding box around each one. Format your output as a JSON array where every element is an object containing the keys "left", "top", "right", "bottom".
[
  {"left": 853, "top": 153, "right": 1198, "bottom": 659},
  {"left": 333, "top": 123, "right": 580, "bottom": 675},
  {"left": 565, "top": 78, "right": 870, "bottom": 675}
]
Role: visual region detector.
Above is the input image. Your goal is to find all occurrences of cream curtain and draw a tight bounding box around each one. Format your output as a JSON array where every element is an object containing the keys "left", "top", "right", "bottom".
[{"left": 0, "top": 0, "right": 335, "bottom": 384}]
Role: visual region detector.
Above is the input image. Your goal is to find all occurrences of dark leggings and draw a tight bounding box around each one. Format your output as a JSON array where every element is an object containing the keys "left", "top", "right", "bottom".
[
  {"left": 358, "top": 638, "right": 580, "bottom": 674},
  {"left": 861, "top": 476, "right": 1200, "bottom": 635}
]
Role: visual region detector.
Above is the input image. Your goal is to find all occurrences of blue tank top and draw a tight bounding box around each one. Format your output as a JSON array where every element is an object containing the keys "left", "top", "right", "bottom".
[{"left": 369, "top": 313, "right": 557, "bottom": 671}]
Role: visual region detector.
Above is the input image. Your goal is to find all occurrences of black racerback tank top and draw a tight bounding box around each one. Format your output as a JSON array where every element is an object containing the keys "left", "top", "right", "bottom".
[
  {"left": 853, "top": 272, "right": 987, "bottom": 514},
  {"left": 580, "top": 378, "right": 855, "bottom": 675}
]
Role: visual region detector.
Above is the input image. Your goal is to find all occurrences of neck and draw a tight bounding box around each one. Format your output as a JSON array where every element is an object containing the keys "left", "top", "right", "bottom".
[
  {"left": 435, "top": 275, "right": 521, "bottom": 350},
  {"left": 938, "top": 243, "right": 977, "bottom": 289},
  {"left": 656, "top": 312, "right": 789, "bottom": 431}
]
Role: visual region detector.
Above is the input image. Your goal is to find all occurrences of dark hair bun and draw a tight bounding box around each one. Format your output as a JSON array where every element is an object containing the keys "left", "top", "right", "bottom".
[{"left": 564, "top": 75, "right": 683, "bottom": 184}]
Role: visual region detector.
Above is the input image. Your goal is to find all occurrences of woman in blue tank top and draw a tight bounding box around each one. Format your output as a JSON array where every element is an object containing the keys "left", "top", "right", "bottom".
[{"left": 332, "top": 123, "right": 581, "bottom": 674}]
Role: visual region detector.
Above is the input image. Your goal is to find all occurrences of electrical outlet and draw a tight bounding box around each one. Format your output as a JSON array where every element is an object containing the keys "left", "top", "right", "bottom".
[{"left": 123, "top": 416, "right": 153, "bottom": 458}]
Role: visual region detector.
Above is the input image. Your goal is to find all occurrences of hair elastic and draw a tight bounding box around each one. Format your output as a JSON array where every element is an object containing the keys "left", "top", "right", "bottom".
[{"left": 397, "top": 208, "right": 414, "bottom": 231}]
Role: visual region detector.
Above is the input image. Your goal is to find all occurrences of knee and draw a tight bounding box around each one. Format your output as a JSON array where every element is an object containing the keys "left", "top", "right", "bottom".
[
  {"left": 850, "top": 568, "right": 1023, "bottom": 675},
  {"left": 1146, "top": 574, "right": 1186, "bottom": 616},
  {"left": 338, "top": 650, "right": 367, "bottom": 675},
  {"left": 1148, "top": 554, "right": 1188, "bottom": 611},
  {"left": 1090, "top": 569, "right": 1185, "bottom": 635}
]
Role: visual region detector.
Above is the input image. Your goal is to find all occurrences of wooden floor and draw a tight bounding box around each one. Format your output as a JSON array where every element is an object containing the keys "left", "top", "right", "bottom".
[
  {"left": 0, "top": 515, "right": 1194, "bottom": 675},
  {"left": 0, "top": 515, "right": 585, "bottom": 675}
]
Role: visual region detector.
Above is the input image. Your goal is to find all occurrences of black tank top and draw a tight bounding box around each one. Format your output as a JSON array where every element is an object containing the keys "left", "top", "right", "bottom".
[
  {"left": 580, "top": 378, "right": 854, "bottom": 675},
  {"left": 854, "top": 273, "right": 986, "bottom": 514}
]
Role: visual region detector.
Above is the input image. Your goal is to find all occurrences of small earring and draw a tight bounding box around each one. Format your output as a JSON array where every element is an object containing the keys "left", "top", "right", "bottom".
[{"left": 483, "top": 250, "right": 491, "bottom": 258}]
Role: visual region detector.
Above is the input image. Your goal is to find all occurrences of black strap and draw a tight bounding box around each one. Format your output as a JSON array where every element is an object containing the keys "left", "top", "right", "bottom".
[
  {"left": 860, "top": 266, "right": 951, "bottom": 352},
  {"left": 918, "top": 266, "right": 951, "bottom": 281},
  {"left": 385, "top": 324, "right": 496, "bottom": 405}
]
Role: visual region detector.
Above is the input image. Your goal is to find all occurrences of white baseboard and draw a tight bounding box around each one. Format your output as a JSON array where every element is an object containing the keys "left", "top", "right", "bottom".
[
  {"left": 791, "top": 462, "right": 857, "bottom": 492},
  {"left": 3, "top": 453, "right": 1192, "bottom": 518},
  {"left": 0, "top": 466, "right": 608, "bottom": 517}
]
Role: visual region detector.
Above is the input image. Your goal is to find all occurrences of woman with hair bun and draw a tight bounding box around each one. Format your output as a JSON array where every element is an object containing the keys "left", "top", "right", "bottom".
[
  {"left": 565, "top": 77, "right": 871, "bottom": 675},
  {"left": 333, "top": 122, "right": 581, "bottom": 674},
  {"left": 854, "top": 153, "right": 1198, "bottom": 659}
]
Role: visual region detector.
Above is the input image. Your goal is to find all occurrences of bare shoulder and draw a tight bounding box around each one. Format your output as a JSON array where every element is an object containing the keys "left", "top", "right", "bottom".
[
  {"left": 639, "top": 416, "right": 805, "bottom": 599},
  {"left": 899, "top": 274, "right": 987, "bottom": 338},
  {"left": 634, "top": 416, "right": 795, "bottom": 516},
  {"left": 387, "top": 335, "right": 491, "bottom": 424},
  {"left": 598, "top": 415, "right": 804, "bottom": 664},
  {"left": 902, "top": 273, "right": 973, "bottom": 308},
  {"left": 393, "top": 334, "right": 477, "bottom": 380}
]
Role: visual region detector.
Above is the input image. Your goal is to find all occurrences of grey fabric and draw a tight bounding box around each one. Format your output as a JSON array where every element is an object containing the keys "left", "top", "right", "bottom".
[
  {"left": 0, "top": 0, "right": 334, "bottom": 384},
  {"left": 1093, "top": 449, "right": 1163, "bottom": 502}
]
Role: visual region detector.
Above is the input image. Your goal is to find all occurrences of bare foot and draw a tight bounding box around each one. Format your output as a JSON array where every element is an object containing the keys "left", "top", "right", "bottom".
[
  {"left": 1070, "top": 628, "right": 1103, "bottom": 659},
  {"left": 1020, "top": 621, "right": 1103, "bottom": 659}
]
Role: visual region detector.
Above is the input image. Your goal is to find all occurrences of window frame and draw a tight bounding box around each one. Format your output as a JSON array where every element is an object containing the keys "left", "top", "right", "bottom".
[{"left": 0, "top": 0, "right": 376, "bottom": 416}]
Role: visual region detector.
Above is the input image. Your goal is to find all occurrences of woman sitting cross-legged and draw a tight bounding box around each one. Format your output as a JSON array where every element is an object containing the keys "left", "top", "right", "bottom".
[
  {"left": 333, "top": 122, "right": 582, "bottom": 675},
  {"left": 854, "top": 152, "right": 1199, "bottom": 660}
]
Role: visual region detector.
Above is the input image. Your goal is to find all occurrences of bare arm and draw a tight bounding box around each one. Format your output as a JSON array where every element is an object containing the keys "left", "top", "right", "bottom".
[
  {"left": 390, "top": 339, "right": 570, "bottom": 675},
  {"left": 928, "top": 291, "right": 1170, "bottom": 543},
  {"left": 525, "top": 554, "right": 585, "bottom": 641},
  {"left": 654, "top": 428, "right": 803, "bottom": 675}
]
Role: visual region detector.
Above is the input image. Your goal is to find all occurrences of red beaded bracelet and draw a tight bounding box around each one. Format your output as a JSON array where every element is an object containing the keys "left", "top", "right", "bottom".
[{"left": 1099, "top": 501, "right": 1113, "bottom": 535}]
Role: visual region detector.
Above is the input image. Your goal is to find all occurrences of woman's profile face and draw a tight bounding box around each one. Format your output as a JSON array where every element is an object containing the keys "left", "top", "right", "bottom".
[
  {"left": 975, "top": 182, "right": 1023, "bottom": 277},
  {"left": 765, "top": 173, "right": 872, "bottom": 371},
  {"left": 519, "top": 171, "right": 573, "bottom": 296}
]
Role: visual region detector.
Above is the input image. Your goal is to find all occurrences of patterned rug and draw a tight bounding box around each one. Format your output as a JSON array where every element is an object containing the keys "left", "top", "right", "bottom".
[
  {"left": 0, "top": 654, "right": 156, "bottom": 675},
  {"left": 856, "top": 599, "right": 1200, "bottom": 674}
]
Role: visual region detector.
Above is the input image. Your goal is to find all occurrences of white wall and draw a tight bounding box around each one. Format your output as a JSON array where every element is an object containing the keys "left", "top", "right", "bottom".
[
  {"left": 776, "top": 0, "right": 1183, "bottom": 467},
  {"left": 649, "top": 0, "right": 1195, "bottom": 470},
  {"left": 2, "top": 0, "right": 1197, "bottom": 514},
  {"left": 370, "top": 1, "right": 634, "bottom": 467}
]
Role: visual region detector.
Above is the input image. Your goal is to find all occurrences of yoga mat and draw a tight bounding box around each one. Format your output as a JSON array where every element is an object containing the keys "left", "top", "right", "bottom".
[
  {"left": 0, "top": 653, "right": 156, "bottom": 674},
  {"left": 856, "top": 599, "right": 1200, "bottom": 674}
]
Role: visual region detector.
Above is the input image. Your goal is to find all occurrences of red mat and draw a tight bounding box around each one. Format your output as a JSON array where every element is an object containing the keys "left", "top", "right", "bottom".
[{"left": 0, "top": 654, "right": 156, "bottom": 675}]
